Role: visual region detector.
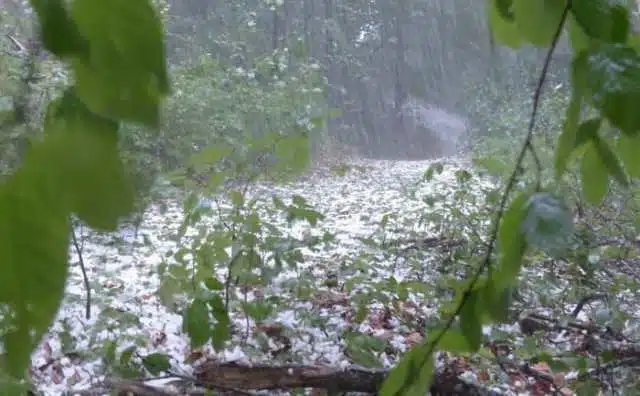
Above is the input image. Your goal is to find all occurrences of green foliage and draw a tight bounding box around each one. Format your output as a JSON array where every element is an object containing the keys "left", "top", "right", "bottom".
[
  {"left": 382, "top": 2, "right": 640, "bottom": 394},
  {"left": 0, "top": 164, "right": 70, "bottom": 378},
  {"left": 570, "top": 0, "right": 630, "bottom": 43},
  {"left": 159, "top": 170, "right": 325, "bottom": 352},
  {"left": 69, "top": 0, "right": 168, "bottom": 126},
  {"left": 379, "top": 343, "right": 433, "bottom": 396},
  {"left": 43, "top": 89, "right": 135, "bottom": 229},
  {"left": 3, "top": 0, "right": 640, "bottom": 394},
  {"left": 512, "top": 0, "right": 567, "bottom": 46},
  {"left": 580, "top": 44, "right": 640, "bottom": 134},
  {"left": 0, "top": 0, "right": 169, "bottom": 383},
  {"left": 101, "top": 340, "right": 172, "bottom": 379}
]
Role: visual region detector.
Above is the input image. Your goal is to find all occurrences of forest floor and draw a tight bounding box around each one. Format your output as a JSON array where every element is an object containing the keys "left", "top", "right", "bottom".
[{"left": 29, "top": 157, "right": 640, "bottom": 395}]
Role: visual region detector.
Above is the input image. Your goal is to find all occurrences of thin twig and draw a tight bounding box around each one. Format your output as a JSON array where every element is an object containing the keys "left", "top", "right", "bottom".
[
  {"left": 71, "top": 218, "right": 92, "bottom": 319},
  {"left": 570, "top": 293, "right": 608, "bottom": 318}
]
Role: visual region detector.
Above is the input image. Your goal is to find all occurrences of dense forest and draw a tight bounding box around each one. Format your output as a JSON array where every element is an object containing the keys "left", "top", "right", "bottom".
[{"left": 1, "top": 0, "right": 640, "bottom": 395}]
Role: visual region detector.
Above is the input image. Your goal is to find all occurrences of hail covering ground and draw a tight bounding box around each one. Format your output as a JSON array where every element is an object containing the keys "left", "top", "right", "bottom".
[{"left": 28, "top": 156, "right": 586, "bottom": 395}]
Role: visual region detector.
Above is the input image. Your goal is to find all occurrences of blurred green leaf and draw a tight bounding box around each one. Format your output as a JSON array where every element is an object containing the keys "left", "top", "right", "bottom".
[
  {"left": 555, "top": 88, "right": 585, "bottom": 178},
  {"left": 481, "top": 279, "right": 514, "bottom": 323},
  {"left": 583, "top": 43, "right": 640, "bottom": 134},
  {"left": 494, "top": 0, "right": 514, "bottom": 21},
  {"left": 575, "top": 118, "right": 602, "bottom": 148},
  {"left": 571, "top": 0, "right": 629, "bottom": 43},
  {"left": 512, "top": 0, "right": 567, "bottom": 47},
  {"left": 593, "top": 134, "right": 629, "bottom": 187},
  {"left": 29, "top": 0, "right": 88, "bottom": 58},
  {"left": 345, "top": 333, "right": 384, "bottom": 368},
  {"left": 0, "top": 159, "right": 70, "bottom": 378},
  {"left": 204, "top": 276, "right": 224, "bottom": 291},
  {"left": 434, "top": 328, "right": 473, "bottom": 353},
  {"left": 522, "top": 192, "right": 573, "bottom": 255},
  {"left": 43, "top": 88, "right": 135, "bottom": 230},
  {"left": 487, "top": 0, "right": 522, "bottom": 49},
  {"left": 142, "top": 353, "right": 171, "bottom": 375},
  {"left": 567, "top": 15, "right": 591, "bottom": 53},
  {"left": 459, "top": 291, "right": 483, "bottom": 352},
  {"left": 494, "top": 192, "right": 530, "bottom": 290},
  {"left": 581, "top": 142, "right": 610, "bottom": 204},
  {"left": 69, "top": 0, "right": 169, "bottom": 126},
  {"left": 423, "top": 162, "right": 444, "bottom": 182},
  {"left": 183, "top": 299, "right": 210, "bottom": 348},
  {"left": 618, "top": 132, "right": 640, "bottom": 178},
  {"left": 208, "top": 294, "right": 231, "bottom": 351},
  {"left": 379, "top": 343, "right": 433, "bottom": 396},
  {"left": 119, "top": 346, "right": 136, "bottom": 366}
]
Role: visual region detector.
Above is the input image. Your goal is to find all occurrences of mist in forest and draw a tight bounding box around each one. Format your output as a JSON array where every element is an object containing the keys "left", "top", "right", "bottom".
[
  {"left": 1, "top": 0, "right": 574, "bottom": 162},
  {"left": 157, "top": 0, "right": 573, "bottom": 160}
]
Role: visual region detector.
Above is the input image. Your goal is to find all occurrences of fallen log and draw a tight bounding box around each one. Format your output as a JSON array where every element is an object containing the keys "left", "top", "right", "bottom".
[
  {"left": 193, "top": 360, "right": 503, "bottom": 395},
  {"left": 194, "top": 361, "right": 386, "bottom": 393},
  {"left": 76, "top": 359, "right": 504, "bottom": 395}
]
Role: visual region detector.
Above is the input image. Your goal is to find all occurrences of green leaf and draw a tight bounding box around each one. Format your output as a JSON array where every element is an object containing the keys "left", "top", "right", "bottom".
[
  {"left": 0, "top": 374, "right": 33, "bottom": 396},
  {"left": 536, "top": 353, "right": 570, "bottom": 372},
  {"left": 102, "top": 340, "right": 117, "bottom": 365},
  {"left": 628, "top": 31, "right": 640, "bottom": 52},
  {"left": 142, "top": 353, "right": 171, "bottom": 375},
  {"left": 555, "top": 93, "right": 584, "bottom": 178},
  {"left": 575, "top": 380, "right": 601, "bottom": 396},
  {"left": 272, "top": 133, "right": 311, "bottom": 177},
  {"left": 593, "top": 134, "right": 629, "bottom": 187},
  {"left": 522, "top": 193, "right": 573, "bottom": 255},
  {"left": 583, "top": 43, "right": 640, "bottom": 134},
  {"left": 481, "top": 280, "right": 513, "bottom": 323},
  {"left": 69, "top": 0, "right": 170, "bottom": 126},
  {"left": 576, "top": 118, "right": 603, "bottom": 148},
  {"left": 119, "top": 345, "right": 137, "bottom": 365},
  {"left": 379, "top": 344, "right": 434, "bottom": 396},
  {"left": 423, "top": 162, "right": 444, "bottom": 182},
  {"left": 494, "top": 0, "right": 514, "bottom": 21},
  {"left": 487, "top": 0, "right": 522, "bottom": 49},
  {"left": 345, "top": 333, "right": 384, "bottom": 368},
  {"left": 571, "top": 0, "right": 630, "bottom": 43},
  {"left": 287, "top": 207, "right": 324, "bottom": 226},
  {"left": 512, "top": 0, "right": 567, "bottom": 47},
  {"left": 581, "top": 142, "right": 610, "bottom": 204},
  {"left": 599, "top": 349, "right": 616, "bottom": 363},
  {"left": 43, "top": 89, "right": 135, "bottom": 230},
  {"left": 0, "top": 161, "right": 70, "bottom": 378},
  {"left": 204, "top": 276, "right": 224, "bottom": 291},
  {"left": 617, "top": 132, "right": 640, "bottom": 178},
  {"left": 29, "top": 0, "right": 89, "bottom": 58},
  {"left": 555, "top": 62, "right": 591, "bottom": 178},
  {"left": 292, "top": 195, "right": 307, "bottom": 207},
  {"left": 567, "top": 15, "right": 591, "bottom": 53},
  {"left": 434, "top": 328, "right": 473, "bottom": 353},
  {"left": 208, "top": 294, "right": 231, "bottom": 351},
  {"left": 494, "top": 192, "right": 530, "bottom": 290},
  {"left": 459, "top": 291, "right": 483, "bottom": 352},
  {"left": 189, "top": 144, "right": 234, "bottom": 170},
  {"left": 230, "top": 190, "right": 244, "bottom": 207},
  {"left": 242, "top": 300, "right": 274, "bottom": 323},
  {"left": 183, "top": 299, "right": 210, "bottom": 348}
]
